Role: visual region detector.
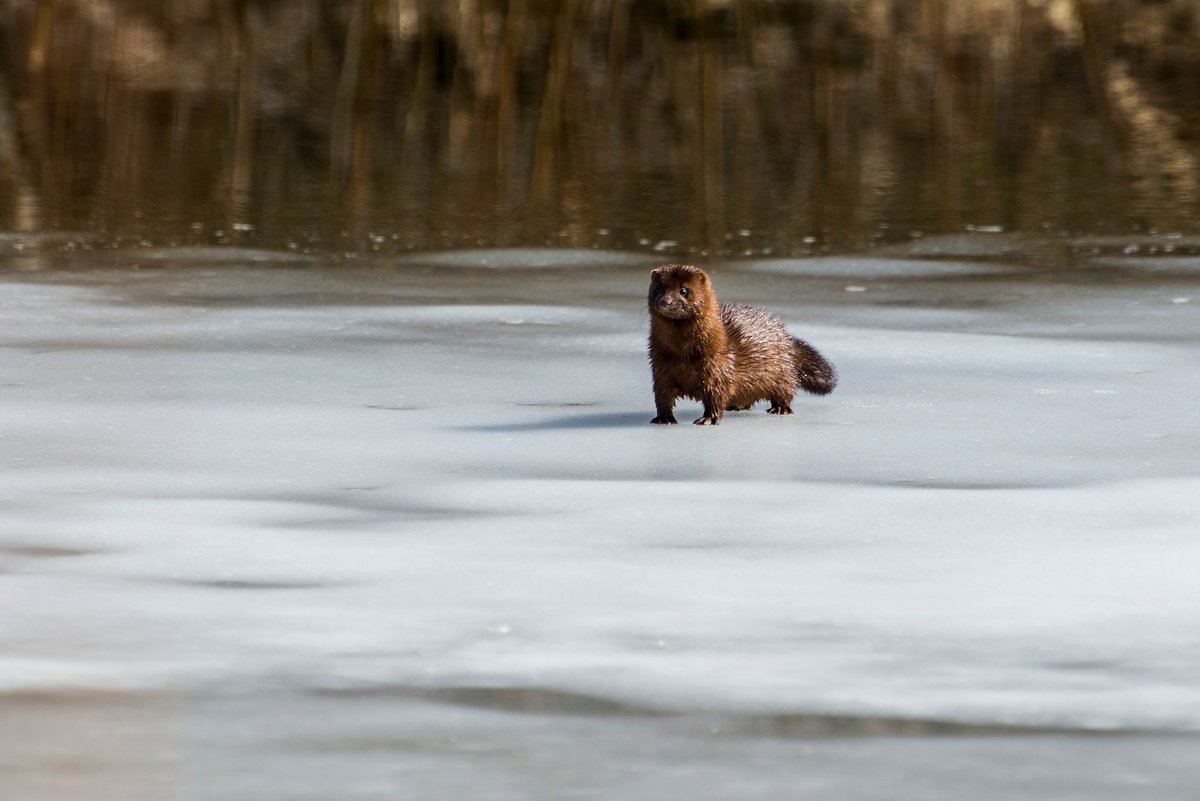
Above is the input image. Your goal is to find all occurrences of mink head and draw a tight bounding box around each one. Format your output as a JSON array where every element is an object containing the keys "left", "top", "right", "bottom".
[{"left": 648, "top": 264, "right": 712, "bottom": 321}]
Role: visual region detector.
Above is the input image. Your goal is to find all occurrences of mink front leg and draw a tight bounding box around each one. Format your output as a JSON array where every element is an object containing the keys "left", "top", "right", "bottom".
[
  {"left": 650, "top": 378, "right": 678, "bottom": 425},
  {"left": 694, "top": 392, "right": 725, "bottom": 426}
]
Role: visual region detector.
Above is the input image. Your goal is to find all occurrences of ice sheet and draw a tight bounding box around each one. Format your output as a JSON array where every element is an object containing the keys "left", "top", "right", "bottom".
[{"left": 2, "top": 247, "right": 1199, "bottom": 799}]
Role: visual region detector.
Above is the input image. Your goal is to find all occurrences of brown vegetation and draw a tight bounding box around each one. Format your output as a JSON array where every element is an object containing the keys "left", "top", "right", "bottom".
[{"left": 1, "top": 0, "right": 1198, "bottom": 255}]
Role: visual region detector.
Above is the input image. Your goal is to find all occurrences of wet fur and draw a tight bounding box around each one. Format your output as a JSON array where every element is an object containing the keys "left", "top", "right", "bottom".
[{"left": 647, "top": 264, "right": 836, "bottom": 425}]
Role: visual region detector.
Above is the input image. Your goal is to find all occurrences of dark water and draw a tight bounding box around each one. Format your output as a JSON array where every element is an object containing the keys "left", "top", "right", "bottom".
[{"left": 3, "top": 0, "right": 1200, "bottom": 258}]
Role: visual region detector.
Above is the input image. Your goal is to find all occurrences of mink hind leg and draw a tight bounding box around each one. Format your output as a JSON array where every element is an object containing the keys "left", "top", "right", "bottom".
[{"left": 767, "top": 382, "right": 797, "bottom": 415}]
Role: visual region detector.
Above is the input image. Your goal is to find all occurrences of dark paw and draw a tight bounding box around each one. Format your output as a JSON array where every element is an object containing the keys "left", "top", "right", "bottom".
[
  {"left": 767, "top": 405, "right": 793, "bottom": 416},
  {"left": 650, "top": 415, "right": 678, "bottom": 425},
  {"left": 693, "top": 416, "right": 720, "bottom": 426}
]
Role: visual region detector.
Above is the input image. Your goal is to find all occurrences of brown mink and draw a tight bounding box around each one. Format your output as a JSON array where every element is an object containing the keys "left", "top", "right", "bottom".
[{"left": 647, "top": 264, "right": 836, "bottom": 425}]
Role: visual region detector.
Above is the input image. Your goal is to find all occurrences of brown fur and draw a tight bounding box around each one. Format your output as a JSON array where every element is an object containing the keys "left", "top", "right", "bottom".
[{"left": 647, "top": 264, "right": 836, "bottom": 425}]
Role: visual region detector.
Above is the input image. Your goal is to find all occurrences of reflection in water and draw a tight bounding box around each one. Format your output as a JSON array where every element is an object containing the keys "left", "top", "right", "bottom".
[{"left": 1, "top": 0, "right": 1199, "bottom": 257}]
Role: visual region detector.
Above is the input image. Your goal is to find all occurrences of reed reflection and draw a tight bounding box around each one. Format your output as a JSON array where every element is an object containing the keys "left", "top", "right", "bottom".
[{"left": 1, "top": 0, "right": 1198, "bottom": 258}]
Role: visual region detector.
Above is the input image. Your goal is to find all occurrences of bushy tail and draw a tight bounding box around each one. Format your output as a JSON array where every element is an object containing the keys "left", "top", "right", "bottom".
[{"left": 793, "top": 338, "right": 837, "bottom": 396}]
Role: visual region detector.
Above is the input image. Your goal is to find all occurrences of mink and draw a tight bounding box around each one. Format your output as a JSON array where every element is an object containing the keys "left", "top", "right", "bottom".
[{"left": 647, "top": 264, "right": 836, "bottom": 425}]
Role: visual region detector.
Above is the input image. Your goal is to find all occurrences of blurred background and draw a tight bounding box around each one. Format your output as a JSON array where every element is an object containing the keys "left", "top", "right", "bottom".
[{"left": 1, "top": 0, "right": 1199, "bottom": 259}]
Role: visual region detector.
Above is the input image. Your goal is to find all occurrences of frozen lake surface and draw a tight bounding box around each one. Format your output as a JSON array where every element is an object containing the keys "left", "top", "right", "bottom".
[{"left": 2, "top": 242, "right": 1199, "bottom": 799}]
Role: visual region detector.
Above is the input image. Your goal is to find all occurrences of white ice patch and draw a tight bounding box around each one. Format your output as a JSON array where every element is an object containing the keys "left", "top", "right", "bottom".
[
  {"left": 741, "top": 256, "right": 1013, "bottom": 278},
  {"left": 3, "top": 252, "right": 1199, "bottom": 735}
]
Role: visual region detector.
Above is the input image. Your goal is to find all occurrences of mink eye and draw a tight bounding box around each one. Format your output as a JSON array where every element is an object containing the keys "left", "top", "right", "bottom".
[{"left": 679, "top": 287, "right": 690, "bottom": 298}]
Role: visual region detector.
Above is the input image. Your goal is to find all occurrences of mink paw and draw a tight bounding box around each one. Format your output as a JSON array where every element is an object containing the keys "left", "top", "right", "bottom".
[
  {"left": 693, "top": 416, "right": 720, "bottom": 426},
  {"left": 650, "top": 415, "right": 678, "bottom": 425},
  {"left": 767, "top": 405, "right": 793, "bottom": 415}
]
